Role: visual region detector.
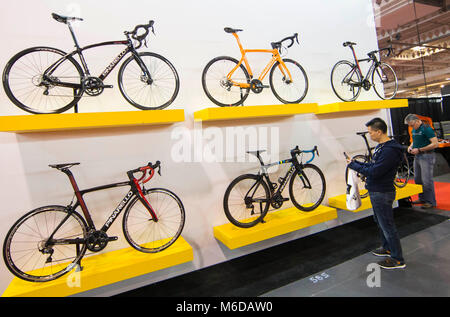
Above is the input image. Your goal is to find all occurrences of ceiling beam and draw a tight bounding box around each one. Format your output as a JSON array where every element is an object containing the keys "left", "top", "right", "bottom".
[{"left": 414, "top": 0, "right": 443, "bottom": 8}]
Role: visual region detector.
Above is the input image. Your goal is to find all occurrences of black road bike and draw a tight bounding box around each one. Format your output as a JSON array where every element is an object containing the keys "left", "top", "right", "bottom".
[
  {"left": 2, "top": 13, "right": 180, "bottom": 114},
  {"left": 223, "top": 146, "right": 326, "bottom": 228},
  {"left": 331, "top": 42, "right": 398, "bottom": 102},
  {"left": 345, "top": 131, "right": 411, "bottom": 199},
  {"left": 3, "top": 161, "right": 185, "bottom": 282}
]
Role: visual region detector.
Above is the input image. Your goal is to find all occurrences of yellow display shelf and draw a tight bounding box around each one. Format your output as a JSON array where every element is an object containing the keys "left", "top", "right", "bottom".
[
  {"left": 213, "top": 205, "right": 337, "bottom": 250},
  {"left": 0, "top": 109, "right": 185, "bottom": 133},
  {"left": 315, "top": 99, "right": 408, "bottom": 115},
  {"left": 2, "top": 237, "right": 193, "bottom": 297},
  {"left": 194, "top": 103, "right": 318, "bottom": 122},
  {"left": 328, "top": 183, "right": 423, "bottom": 213}
]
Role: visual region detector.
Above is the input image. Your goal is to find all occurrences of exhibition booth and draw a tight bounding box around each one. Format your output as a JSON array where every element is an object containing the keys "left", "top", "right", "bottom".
[{"left": 1, "top": 0, "right": 444, "bottom": 297}]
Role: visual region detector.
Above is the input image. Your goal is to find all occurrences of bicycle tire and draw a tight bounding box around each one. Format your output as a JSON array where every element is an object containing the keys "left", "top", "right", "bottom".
[
  {"left": 330, "top": 60, "right": 362, "bottom": 102},
  {"left": 269, "top": 58, "right": 308, "bottom": 104},
  {"left": 3, "top": 205, "right": 88, "bottom": 282},
  {"left": 394, "top": 152, "right": 410, "bottom": 188},
  {"left": 223, "top": 174, "right": 270, "bottom": 228},
  {"left": 345, "top": 154, "right": 369, "bottom": 199},
  {"left": 2, "top": 47, "right": 84, "bottom": 114},
  {"left": 118, "top": 52, "right": 180, "bottom": 110},
  {"left": 201, "top": 56, "right": 251, "bottom": 107},
  {"left": 372, "top": 62, "right": 398, "bottom": 100},
  {"left": 289, "top": 164, "right": 326, "bottom": 211},
  {"left": 122, "top": 188, "right": 185, "bottom": 253}
]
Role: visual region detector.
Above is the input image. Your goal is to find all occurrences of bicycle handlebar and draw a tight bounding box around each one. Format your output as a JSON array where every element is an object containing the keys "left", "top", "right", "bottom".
[
  {"left": 127, "top": 160, "right": 161, "bottom": 184},
  {"left": 367, "top": 46, "right": 394, "bottom": 57},
  {"left": 378, "top": 46, "right": 394, "bottom": 57},
  {"left": 125, "top": 20, "right": 155, "bottom": 49},
  {"left": 271, "top": 33, "right": 299, "bottom": 50},
  {"left": 290, "top": 145, "right": 319, "bottom": 158}
]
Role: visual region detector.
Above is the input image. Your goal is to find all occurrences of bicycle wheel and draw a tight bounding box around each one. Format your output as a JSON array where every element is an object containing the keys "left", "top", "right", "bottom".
[
  {"left": 2, "top": 47, "right": 84, "bottom": 114},
  {"left": 372, "top": 62, "right": 398, "bottom": 100},
  {"left": 122, "top": 188, "right": 185, "bottom": 253},
  {"left": 345, "top": 155, "right": 369, "bottom": 198},
  {"left": 3, "top": 206, "right": 88, "bottom": 282},
  {"left": 223, "top": 174, "right": 270, "bottom": 228},
  {"left": 330, "top": 60, "right": 362, "bottom": 102},
  {"left": 394, "top": 152, "right": 410, "bottom": 188},
  {"left": 118, "top": 52, "right": 180, "bottom": 110},
  {"left": 289, "top": 164, "right": 326, "bottom": 211},
  {"left": 269, "top": 58, "right": 308, "bottom": 104},
  {"left": 201, "top": 56, "right": 251, "bottom": 107}
]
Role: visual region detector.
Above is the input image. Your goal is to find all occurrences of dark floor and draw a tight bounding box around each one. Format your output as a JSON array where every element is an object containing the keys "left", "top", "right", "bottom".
[
  {"left": 262, "top": 219, "right": 450, "bottom": 297},
  {"left": 116, "top": 206, "right": 449, "bottom": 297}
]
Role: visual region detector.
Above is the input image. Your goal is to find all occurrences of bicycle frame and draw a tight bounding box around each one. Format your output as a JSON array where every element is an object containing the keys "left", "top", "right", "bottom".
[
  {"left": 253, "top": 149, "right": 317, "bottom": 198},
  {"left": 43, "top": 24, "right": 150, "bottom": 89},
  {"left": 227, "top": 32, "right": 293, "bottom": 88},
  {"left": 46, "top": 168, "right": 157, "bottom": 247},
  {"left": 347, "top": 46, "right": 380, "bottom": 86}
]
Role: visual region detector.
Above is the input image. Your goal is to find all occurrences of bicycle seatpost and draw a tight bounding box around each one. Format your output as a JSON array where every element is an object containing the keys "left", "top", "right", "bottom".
[
  {"left": 67, "top": 22, "right": 82, "bottom": 50},
  {"left": 357, "top": 132, "right": 372, "bottom": 156}
]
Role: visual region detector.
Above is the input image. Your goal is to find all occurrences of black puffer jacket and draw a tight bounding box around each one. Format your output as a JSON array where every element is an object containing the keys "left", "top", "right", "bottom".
[{"left": 348, "top": 139, "right": 403, "bottom": 193}]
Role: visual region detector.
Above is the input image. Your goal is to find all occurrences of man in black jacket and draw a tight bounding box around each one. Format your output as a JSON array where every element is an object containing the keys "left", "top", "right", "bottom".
[{"left": 347, "top": 118, "right": 406, "bottom": 269}]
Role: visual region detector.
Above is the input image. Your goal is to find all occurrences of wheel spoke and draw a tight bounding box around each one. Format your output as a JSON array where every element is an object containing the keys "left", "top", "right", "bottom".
[{"left": 3, "top": 48, "right": 82, "bottom": 114}]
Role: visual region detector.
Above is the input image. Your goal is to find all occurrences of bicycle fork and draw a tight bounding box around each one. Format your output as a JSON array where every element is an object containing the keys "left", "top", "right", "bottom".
[
  {"left": 132, "top": 180, "right": 159, "bottom": 222},
  {"left": 130, "top": 50, "right": 154, "bottom": 85}
]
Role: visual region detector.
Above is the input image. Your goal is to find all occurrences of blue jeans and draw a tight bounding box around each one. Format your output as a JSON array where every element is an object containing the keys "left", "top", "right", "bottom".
[
  {"left": 414, "top": 152, "right": 436, "bottom": 206},
  {"left": 369, "top": 191, "right": 404, "bottom": 263}
]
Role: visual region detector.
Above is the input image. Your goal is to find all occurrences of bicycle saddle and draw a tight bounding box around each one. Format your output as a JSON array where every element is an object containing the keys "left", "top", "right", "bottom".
[
  {"left": 51, "top": 13, "right": 83, "bottom": 24},
  {"left": 343, "top": 41, "right": 356, "bottom": 47},
  {"left": 49, "top": 163, "right": 80, "bottom": 170},
  {"left": 246, "top": 150, "right": 266, "bottom": 157},
  {"left": 224, "top": 27, "right": 243, "bottom": 34}
]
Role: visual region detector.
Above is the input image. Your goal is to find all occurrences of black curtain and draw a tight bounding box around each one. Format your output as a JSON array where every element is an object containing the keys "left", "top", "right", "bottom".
[{"left": 390, "top": 97, "right": 444, "bottom": 145}]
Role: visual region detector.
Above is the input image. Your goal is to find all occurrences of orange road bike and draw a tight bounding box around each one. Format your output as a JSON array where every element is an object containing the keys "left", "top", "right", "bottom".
[{"left": 202, "top": 28, "right": 308, "bottom": 107}]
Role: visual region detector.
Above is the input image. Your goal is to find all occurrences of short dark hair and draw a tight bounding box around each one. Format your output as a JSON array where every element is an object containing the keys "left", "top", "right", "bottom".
[{"left": 365, "top": 117, "right": 387, "bottom": 134}]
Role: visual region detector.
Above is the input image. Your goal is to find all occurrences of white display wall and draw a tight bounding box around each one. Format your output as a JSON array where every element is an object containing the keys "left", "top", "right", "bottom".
[{"left": 0, "top": 0, "right": 387, "bottom": 295}]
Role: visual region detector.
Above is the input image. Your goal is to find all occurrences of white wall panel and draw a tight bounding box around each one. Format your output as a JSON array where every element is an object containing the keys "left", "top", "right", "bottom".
[{"left": 0, "top": 0, "right": 386, "bottom": 295}]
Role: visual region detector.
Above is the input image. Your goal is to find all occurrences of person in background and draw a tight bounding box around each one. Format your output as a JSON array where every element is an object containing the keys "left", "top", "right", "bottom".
[
  {"left": 404, "top": 114, "right": 438, "bottom": 209},
  {"left": 347, "top": 117, "right": 406, "bottom": 269}
]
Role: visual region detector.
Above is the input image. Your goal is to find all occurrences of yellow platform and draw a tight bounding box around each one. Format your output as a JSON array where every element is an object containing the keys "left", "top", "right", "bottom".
[
  {"left": 213, "top": 205, "right": 337, "bottom": 250},
  {"left": 2, "top": 237, "right": 193, "bottom": 297},
  {"left": 315, "top": 99, "right": 408, "bottom": 115},
  {"left": 194, "top": 103, "right": 318, "bottom": 122},
  {"left": 0, "top": 109, "right": 185, "bottom": 133},
  {"left": 328, "top": 183, "right": 423, "bottom": 212}
]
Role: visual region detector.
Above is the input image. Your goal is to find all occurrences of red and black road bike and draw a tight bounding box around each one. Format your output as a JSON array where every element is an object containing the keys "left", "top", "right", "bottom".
[
  {"left": 3, "top": 161, "right": 185, "bottom": 282},
  {"left": 330, "top": 41, "right": 398, "bottom": 102}
]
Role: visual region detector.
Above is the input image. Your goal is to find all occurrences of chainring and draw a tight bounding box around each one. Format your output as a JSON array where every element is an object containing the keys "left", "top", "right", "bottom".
[
  {"left": 250, "top": 79, "right": 264, "bottom": 93},
  {"left": 86, "top": 230, "right": 109, "bottom": 252},
  {"left": 83, "top": 76, "right": 105, "bottom": 96}
]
